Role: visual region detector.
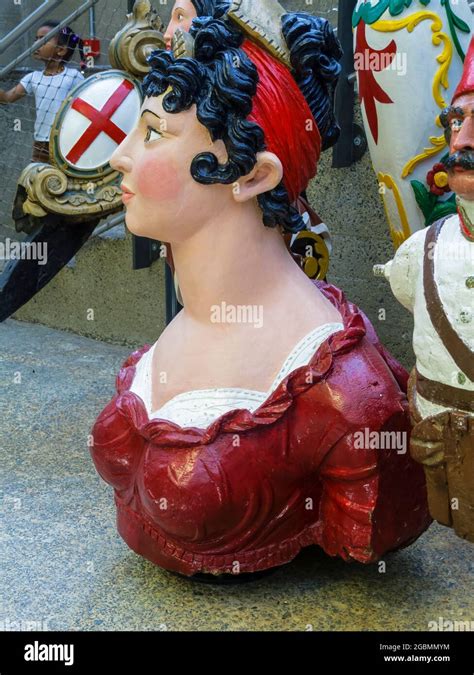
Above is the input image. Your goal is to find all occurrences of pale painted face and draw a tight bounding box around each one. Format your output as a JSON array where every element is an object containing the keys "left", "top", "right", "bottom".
[
  {"left": 109, "top": 92, "right": 232, "bottom": 243},
  {"left": 447, "top": 92, "right": 474, "bottom": 200},
  {"left": 164, "top": 0, "right": 197, "bottom": 50}
]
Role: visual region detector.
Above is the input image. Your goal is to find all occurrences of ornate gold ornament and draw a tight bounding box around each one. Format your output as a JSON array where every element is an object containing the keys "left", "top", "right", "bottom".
[
  {"left": 15, "top": 70, "right": 142, "bottom": 232},
  {"left": 227, "top": 0, "right": 291, "bottom": 68},
  {"left": 169, "top": 0, "right": 292, "bottom": 67},
  {"left": 172, "top": 28, "right": 195, "bottom": 60},
  {"left": 109, "top": 0, "right": 165, "bottom": 77},
  {"left": 17, "top": 163, "right": 122, "bottom": 223}
]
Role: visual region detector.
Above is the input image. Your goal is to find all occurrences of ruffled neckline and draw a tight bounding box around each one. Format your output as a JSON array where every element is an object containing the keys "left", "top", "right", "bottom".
[{"left": 113, "top": 282, "right": 367, "bottom": 446}]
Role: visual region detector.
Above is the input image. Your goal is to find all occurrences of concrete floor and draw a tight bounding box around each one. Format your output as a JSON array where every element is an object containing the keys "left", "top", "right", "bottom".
[{"left": 0, "top": 318, "right": 473, "bottom": 632}]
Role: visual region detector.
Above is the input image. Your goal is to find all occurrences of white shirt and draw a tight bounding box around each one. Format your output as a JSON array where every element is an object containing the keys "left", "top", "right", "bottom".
[
  {"left": 20, "top": 67, "right": 84, "bottom": 141},
  {"left": 130, "top": 322, "right": 344, "bottom": 429},
  {"left": 386, "top": 214, "right": 474, "bottom": 419}
]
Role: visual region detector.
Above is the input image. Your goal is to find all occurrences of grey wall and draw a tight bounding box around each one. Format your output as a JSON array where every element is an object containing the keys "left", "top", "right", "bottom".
[{"left": 2, "top": 0, "right": 414, "bottom": 366}]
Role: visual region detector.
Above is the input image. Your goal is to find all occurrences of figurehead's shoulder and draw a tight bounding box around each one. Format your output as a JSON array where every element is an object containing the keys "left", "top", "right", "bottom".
[{"left": 386, "top": 226, "right": 431, "bottom": 312}]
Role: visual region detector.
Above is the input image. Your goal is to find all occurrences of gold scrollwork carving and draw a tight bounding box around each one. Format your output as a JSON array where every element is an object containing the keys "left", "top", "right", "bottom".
[
  {"left": 109, "top": 0, "right": 165, "bottom": 78},
  {"left": 18, "top": 163, "right": 123, "bottom": 222}
]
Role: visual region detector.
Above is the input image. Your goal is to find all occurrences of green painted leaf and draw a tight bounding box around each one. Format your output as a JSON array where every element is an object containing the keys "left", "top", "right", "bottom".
[
  {"left": 411, "top": 179, "right": 437, "bottom": 220},
  {"left": 426, "top": 200, "right": 457, "bottom": 226},
  {"left": 450, "top": 12, "right": 470, "bottom": 34},
  {"left": 352, "top": 0, "right": 433, "bottom": 27},
  {"left": 445, "top": 193, "right": 456, "bottom": 205},
  {"left": 389, "top": 0, "right": 413, "bottom": 16},
  {"left": 352, "top": 0, "right": 390, "bottom": 28}
]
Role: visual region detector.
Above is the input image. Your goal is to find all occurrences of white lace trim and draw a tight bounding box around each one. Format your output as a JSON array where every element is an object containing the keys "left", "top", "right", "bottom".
[{"left": 130, "top": 322, "right": 344, "bottom": 427}]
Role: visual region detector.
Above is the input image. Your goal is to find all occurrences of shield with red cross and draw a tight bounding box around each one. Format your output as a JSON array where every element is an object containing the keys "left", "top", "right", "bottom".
[{"left": 50, "top": 70, "right": 142, "bottom": 178}]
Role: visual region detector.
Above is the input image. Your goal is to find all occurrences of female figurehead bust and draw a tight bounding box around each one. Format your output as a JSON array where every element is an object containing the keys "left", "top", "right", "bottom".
[{"left": 90, "top": 4, "right": 431, "bottom": 578}]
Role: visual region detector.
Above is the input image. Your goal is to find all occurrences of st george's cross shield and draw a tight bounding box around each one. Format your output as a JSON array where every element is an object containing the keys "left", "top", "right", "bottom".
[
  {"left": 50, "top": 69, "right": 142, "bottom": 178},
  {"left": 353, "top": 0, "right": 473, "bottom": 249},
  {"left": 2, "top": 70, "right": 143, "bottom": 321}
]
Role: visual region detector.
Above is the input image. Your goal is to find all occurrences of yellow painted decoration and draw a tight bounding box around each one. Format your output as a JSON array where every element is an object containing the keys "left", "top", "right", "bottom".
[
  {"left": 401, "top": 133, "right": 447, "bottom": 177},
  {"left": 372, "top": 12, "right": 452, "bottom": 109},
  {"left": 291, "top": 230, "right": 330, "bottom": 280},
  {"left": 378, "top": 172, "right": 412, "bottom": 250},
  {"left": 304, "top": 257, "right": 318, "bottom": 279},
  {"left": 372, "top": 11, "right": 453, "bottom": 179}
]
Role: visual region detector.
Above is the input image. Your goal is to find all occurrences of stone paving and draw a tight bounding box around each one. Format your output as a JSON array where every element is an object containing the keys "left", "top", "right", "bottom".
[{"left": 0, "top": 318, "right": 473, "bottom": 631}]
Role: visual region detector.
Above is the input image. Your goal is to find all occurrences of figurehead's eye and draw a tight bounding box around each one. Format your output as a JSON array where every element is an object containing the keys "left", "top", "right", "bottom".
[
  {"left": 450, "top": 117, "right": 463, "bottom": 132},
  {"left": 177, "top": 11, "right": 185, "bottom": 21},
  {"left": 145, "top": 126, "right": 164, "bottom": 143}
]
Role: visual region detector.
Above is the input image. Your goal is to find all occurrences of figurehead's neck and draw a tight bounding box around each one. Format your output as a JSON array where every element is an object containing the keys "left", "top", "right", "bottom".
[
  {"left": 457, "top": 195, "right": 474, "bottom": 242},
  {"left": 171, "top": 200, "right": 296, "bottom": 325}
]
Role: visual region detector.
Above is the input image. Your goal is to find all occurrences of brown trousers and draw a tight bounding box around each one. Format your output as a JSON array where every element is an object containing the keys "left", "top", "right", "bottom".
[{"left": 408, "top": 370, "right": 474, "bottom": 543}]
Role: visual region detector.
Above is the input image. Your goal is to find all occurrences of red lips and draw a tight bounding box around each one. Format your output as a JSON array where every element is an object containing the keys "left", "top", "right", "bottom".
[{"left": 121, "top": 184, "right": 135, "bottom": 203}]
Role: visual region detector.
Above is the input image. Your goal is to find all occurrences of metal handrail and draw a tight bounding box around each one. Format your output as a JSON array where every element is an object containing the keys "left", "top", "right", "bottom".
[
  {"left": 2, "top": 65, "right": 112, "bottom": 81},
  {"left": 0, "top": 0, "right": 100, "bottom": 80},
  {"left": 0, "top": 0, "right": 65, "bottom": 54}
]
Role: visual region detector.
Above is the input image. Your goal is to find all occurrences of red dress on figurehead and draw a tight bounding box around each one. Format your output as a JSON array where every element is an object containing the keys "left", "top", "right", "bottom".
[{"left": 90, "top": 281, "right": 431, "bottom": 576}]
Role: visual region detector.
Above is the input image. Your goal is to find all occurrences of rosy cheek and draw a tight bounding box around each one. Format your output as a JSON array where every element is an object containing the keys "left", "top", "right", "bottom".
[{"left": 135, "top": 152, "right": 183, "bottom": 202}]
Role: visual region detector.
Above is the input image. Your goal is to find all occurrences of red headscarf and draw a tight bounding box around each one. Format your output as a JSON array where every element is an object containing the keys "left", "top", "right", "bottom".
[
  {"left": 241, "top": 39, "right": 321, "bottom": 202},
  {"left": 452, "top": 37, "right": 474, "bottom": 103}
]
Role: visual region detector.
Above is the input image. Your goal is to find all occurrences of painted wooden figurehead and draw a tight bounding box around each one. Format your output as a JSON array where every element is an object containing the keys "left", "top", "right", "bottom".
[
  {"left": 378, "top": 37, "right": 474, "bottom": 543},
  {"left": 442, "top": 36, "right": 474, "bottom": 228},
  {"left": 162, "top": 0, "right": 334, "bottom": 282},
  {"left": 353, "top": 0, "right": 473, "bottom": 249},
  {"left": 90, "top": 2, "right": 431, "bottom": 580}
]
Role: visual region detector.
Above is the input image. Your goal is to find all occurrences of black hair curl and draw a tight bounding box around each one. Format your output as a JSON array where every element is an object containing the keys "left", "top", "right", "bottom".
[
  {"left": 191, "top": 0, "right": 230, "bottom": 20},
  {"left": 144, "top": 13, "right": 342, "bottom": 233},
  {"left": 282, "top": 13, "right": 343, "bottom": 151},
  {"left": 145, "top": 19, "right": 266, "bottom": 187}
]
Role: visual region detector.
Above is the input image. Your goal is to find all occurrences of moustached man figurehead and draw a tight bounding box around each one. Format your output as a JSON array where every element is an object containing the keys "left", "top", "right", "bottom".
[{"left": 377, "top": 37, "right": 474, "bottom": 544}]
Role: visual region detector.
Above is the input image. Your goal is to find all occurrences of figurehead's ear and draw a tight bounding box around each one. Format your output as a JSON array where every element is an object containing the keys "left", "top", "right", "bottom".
[{"left": 233, "top": 151, "right": 283, "bottom": 203}]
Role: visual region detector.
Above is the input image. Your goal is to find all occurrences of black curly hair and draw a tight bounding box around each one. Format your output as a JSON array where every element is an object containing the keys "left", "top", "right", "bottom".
[
  {"left": 190, "top": 0, "right": 229, "bottom": 19},
  {"left": 41, "top": 20, "right": 84, "bottom": 63},
  {"left": 144, "top": 12, "right": 342, "bottom": 233},
  {"left": 190, "top": 4, "right": 342, "bottom": 153}
]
